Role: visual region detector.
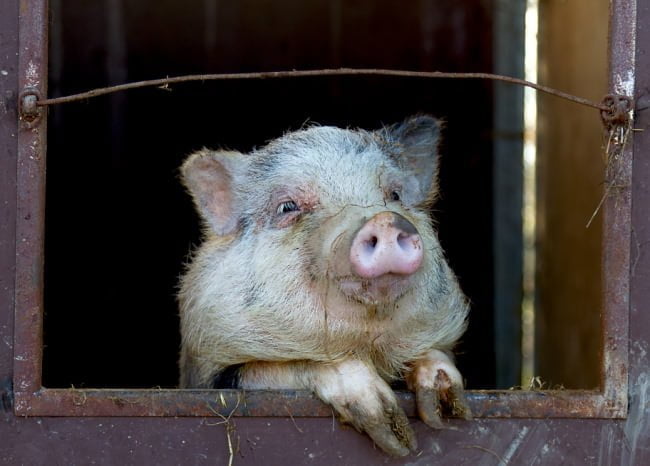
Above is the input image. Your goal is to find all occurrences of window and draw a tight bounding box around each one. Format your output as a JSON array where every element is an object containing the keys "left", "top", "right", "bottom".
[{"left": 13, "top": 0, "right": 631, "bottom": 419}]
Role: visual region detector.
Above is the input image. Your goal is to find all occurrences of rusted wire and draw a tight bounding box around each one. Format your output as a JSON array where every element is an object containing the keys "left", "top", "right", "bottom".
[
  {"left": 35, "top": 68, "right": 614, "bottom": 112},
  {"left": 600, "top": 94, "right": 634, "bottom": 130}
]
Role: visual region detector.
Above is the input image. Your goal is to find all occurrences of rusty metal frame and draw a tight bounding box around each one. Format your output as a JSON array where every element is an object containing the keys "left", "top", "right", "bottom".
[{"left": 12, "top": 0, "right": 633, "bottom": 419}]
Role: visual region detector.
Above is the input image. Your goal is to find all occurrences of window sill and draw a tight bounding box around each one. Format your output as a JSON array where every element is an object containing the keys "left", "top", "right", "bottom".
[{"left": 12, "top": 387, "right": 627, "bottom": 419}]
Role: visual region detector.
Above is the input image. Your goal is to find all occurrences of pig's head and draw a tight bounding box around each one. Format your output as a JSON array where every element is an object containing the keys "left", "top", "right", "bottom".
[{"left": 181, "top": 115, "right": 443, "bottom": 314}]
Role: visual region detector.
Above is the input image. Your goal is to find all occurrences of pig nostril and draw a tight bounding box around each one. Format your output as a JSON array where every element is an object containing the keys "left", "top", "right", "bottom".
[
  {"left": 397, "top": 232, "right": 419, "bottom": 251},
  {"left": 397, "top": 233, "right": 407, "bottom": 248},
  {"left": 369, "top": 236, "right": 378, "bottom": 248}
]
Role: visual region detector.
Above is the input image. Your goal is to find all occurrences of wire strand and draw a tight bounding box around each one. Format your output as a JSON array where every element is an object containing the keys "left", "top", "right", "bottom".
[{"left": 35, "top": 68, "right": 611, "bottom": 111}]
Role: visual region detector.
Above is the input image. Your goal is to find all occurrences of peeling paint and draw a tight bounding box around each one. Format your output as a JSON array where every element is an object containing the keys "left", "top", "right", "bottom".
[
  {"left": 614, "top": 70, "right": 635, "bottom": 97},
  {"left": 631, "top": 340, "right": 647, "bottom": 361},
  {"left": 540, "top": 442, "right": 551, "bottom": 457},
  {"left": 597, "top": 424, "right": 615, "bottom": 466},
  {"left": 429, "top": 441, "right": 441, "bottom": 455},
  {"left": 501, "top": 425, "right": 529, "bottom": 464},
  {"left": 611, "top": 0, "right": 636, "bottom": 98},
  {"left": 623, "top": 339, "right": 650, "bottom": 466},
  {"left": 25, "top": 60, "right": 38, "bottom": 87}
]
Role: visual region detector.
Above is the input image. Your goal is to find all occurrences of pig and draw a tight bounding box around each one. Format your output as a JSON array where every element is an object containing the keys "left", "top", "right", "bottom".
[{"left": 178, "top": 115, "right": 471, "bottom": 456}]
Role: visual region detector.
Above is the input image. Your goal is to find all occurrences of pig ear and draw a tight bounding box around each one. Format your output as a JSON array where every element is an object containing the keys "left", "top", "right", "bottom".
[
  {"left": 181, "top": 150, "right": 247, "bottom": 236},
  {"left": 384, "top": 115, "right": 442, "bottom": 203}
]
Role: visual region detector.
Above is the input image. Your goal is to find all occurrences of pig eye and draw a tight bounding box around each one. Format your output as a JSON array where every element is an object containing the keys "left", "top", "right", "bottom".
[
  {"left": 276, "top": 200, "right": 299, "bottom": 215},
  {"left": 390, "top": 190, "right": 401, "bottom": 201}
]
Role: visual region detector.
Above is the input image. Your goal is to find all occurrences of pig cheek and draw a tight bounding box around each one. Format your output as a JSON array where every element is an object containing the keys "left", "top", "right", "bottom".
[
  {"left": 302, "top": 219, "right": 334, "bottom": 277},
  {"left": 275, "top": 217, "right": 325, "bottom": 286},
  {"left": 317, "top": 227, "right": 355, "bottom": 280}
]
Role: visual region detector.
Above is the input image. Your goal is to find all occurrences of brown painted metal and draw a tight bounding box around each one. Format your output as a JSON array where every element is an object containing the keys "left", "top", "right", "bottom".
[
  {"left": 2, "top": 0, "right": 649, "bottom": 465},
  {"left": 625, "top": 0, "right": 650, "bottom": 462},
  {"left": 0, "top": 0, "right": 19, "bottom": 385},
  {"left": 12, "top": 388, "right": 620, "bottom": 418},
  {"left": 0, "top": 417, "right": 632, "bottom": 465},
  {"left": 13, "top": 0, "right": 48, "bottom": 403},
  {"left": 9, "top": 0, "right": 632, "bottom": 421},
  {"left": 597, "top": 0, "right": 636, "bottom": 417}
]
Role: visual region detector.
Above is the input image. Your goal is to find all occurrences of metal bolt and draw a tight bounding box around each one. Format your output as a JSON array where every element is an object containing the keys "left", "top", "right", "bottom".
[
  {"left": 19, "top": 88, "right": 42, "bottom": 128},
  {"left": 21, "top": 94, "right": 38, "bottom": 115}
]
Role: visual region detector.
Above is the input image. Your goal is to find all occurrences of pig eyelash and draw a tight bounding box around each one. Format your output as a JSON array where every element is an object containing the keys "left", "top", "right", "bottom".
[{"left": 276, "top": 200, "right": 300, "bottom": 215}]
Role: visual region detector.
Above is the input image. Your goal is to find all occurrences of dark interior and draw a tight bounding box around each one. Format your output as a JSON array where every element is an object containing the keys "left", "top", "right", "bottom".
[{"left": 43, "top": 0, "right": 498, "bottom": 389}]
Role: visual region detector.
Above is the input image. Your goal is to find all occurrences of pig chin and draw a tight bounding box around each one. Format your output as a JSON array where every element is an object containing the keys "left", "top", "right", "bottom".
[{"left": 337, "top": 274, "right": 414, "bottom": 305}]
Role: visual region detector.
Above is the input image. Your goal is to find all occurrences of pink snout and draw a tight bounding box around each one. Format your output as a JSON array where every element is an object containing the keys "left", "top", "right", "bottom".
[{"left": 349, "top": 212, "right": 423, "bottom": 279}]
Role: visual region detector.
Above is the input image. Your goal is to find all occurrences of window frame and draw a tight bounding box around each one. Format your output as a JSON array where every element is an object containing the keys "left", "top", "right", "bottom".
[{"left": 13, "top": 0, "right": 632, "bottom": 419}]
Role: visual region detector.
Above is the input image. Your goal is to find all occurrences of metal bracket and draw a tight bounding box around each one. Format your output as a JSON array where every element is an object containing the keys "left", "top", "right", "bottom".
[{"left": 19, "top": 88, "right": 43, "bottom": 129}]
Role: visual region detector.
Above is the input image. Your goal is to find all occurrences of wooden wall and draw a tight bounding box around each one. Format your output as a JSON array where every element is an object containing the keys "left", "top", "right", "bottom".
[{"left": 536, "top": 0, "right": 609, "bottom": 388}]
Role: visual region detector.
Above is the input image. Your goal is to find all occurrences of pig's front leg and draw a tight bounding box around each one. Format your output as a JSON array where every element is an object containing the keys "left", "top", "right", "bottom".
[
  {"left": 406, "top": 349, "right": 471, "bottom": 428},
  {"left": 240, "top": 359, "right": 417, "bottom": 457}
]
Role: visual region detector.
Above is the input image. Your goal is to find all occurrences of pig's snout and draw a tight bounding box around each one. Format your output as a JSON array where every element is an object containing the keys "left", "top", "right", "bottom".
[{"left": 350, "top": 212, "right": 423, "bottom": 279}]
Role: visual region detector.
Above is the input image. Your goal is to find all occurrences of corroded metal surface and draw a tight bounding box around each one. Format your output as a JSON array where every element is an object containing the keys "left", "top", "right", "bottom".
[
  {"left": 598, "top": 0, "right": 637, "bottom": 421},
  {"left": 13, "top": 388, "right": 627, "bottom": 419},
  {"left": 626, "top": 0, "right": 650, "bottom": 464},
  {"left": 2, "top": 0, "right": 649, "bottom": 464},
  {"left": 0, "top": 416, "right": 631, "bottom": 465},
  {"left": 9, "top": 0, "right": 632, "bottom": 422},
  {"left": 13, "top": 0, "right": 48, "bottom": 399},
  {"left": 0, "top": 0, "right": 18, "bottom": 385}
]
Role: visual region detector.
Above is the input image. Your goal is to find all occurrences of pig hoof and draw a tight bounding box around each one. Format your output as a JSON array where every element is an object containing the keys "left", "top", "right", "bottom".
[
  {"left": 314, "top": 360, "right": 417, "bottom": 456},
  {"left": 410, "top": 351, "right": 472, "bottom": 428},
  {"left": 415, "top": 370, "right": 472, "bottom": 429},
  {"left": 344, "top": 393, "right": 417, "bottom": 457}
]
